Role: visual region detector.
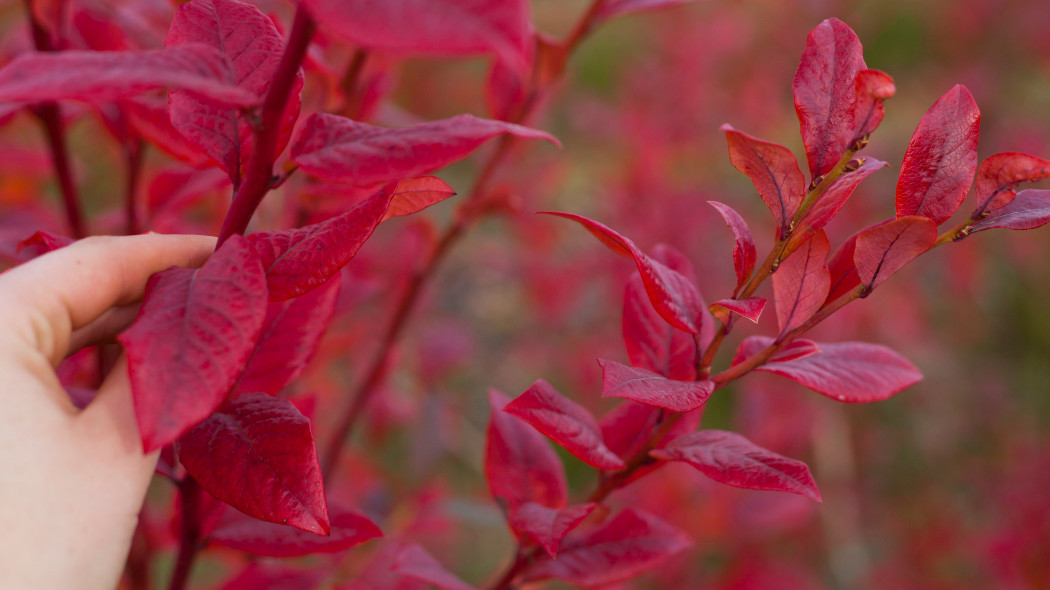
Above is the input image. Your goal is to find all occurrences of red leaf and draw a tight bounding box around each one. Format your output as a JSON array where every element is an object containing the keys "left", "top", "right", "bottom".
[
  {"left": 772, "top": 230, "right": 829, "bottom": 338},
  {"left": 301, "top": 0, "right": 530, "bottom": 71},
  {"left": 219, "top": 562, "right": 328, "bottom": 590},
  {"left": 167, "top": 0, "right": 303, "bottom": 187},
  {"left": 895, "top": 85, "right": 980, "bottom": 224},
  {"left": 544, "top": 212, "right": 703, "bottom": 334},
  {"left": 651, "top": 430, "right": 821, "bottom": 501},
  {"left": 249, "top": 183, "right": 396, "bottom": 300},
  {"left": 721, "top": 126, "right": 805, "bottom": 235},
  {"left": 508, "top": 502, "right": 598, "bottom": 558},
  {"left": 622, "top": 275, "right": 697, "bottom": 381},
  {"left": 16, "top": 230, "right": 73, "bottom": 257},
  {"left": 209, "top": 502, "right": 380, "bottom": 557},
  {"left": 392, "top": 542, "right": 476, "bottom": 590},
  {"left": 383, "top": 176, "right": 457, "bottom": 219},
  {"left": 233, "top": 276, "right": 340, "bottom": 396},
  {"left": 972, "top": 189, "right": 1050, "bottom": 232},
  {"left": 524, "top": 508, "right": 692, "bottom": 586},
  {"left": 793, "top": 18, "right": 867, "bottom": 179},
  {"left": 291, "top": 113, "right": 557, "bottom": 185},
  {"left": 118, "top": 235, "right": 267, "bottom": 451},
  {"left": 0, "top": 45, "right": 257, "bottom": 106},
  {"left": 853, "top": 216, "right": 936, "bottom": 292},
  {"left": 973, "top": 153, "right": 1050, "bottom": 215},
  {"left": 708, "top": 201, "right": 756, "bottom": 290},
  {"left": 121, "top": 97, "right": 212, "bottom": 167},
  {"left": 176, "top": 393, "right": 330, "bottom": 535},
  {"left": 851, "top": 69, "right": 895, "bottom": 141},
  {"left": 788, "top": 158, "right": 887, "bottom": 252},
  {"left": 710, "top": 297, "right": 766, "bottom": 324},
  {"left": 599, "top": 359, "right": 713, "bottom": 413},
  {"left": 732, "top": 336, "right": 820, "bottom": 366},
  {"left": 596, "top": 0, "right": 704, "bottom": 22},
  {"left": 601, "top": 401, "right": 703, "bottom": 463},
  {"left": 503, "top": 380, "right": 624, "bottom": 470},
  {"left": 752, "top": 341, "right": 922, "bottom": 402},
  {"left": 485, "top": 390, "right": 567, "bottom": 511},
  {"left": 825, "top": 232, "right": 860, "bottom": 303}
]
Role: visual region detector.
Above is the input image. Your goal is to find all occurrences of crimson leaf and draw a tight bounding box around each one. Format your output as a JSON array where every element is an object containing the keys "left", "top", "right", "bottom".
[
  {"left": 651, "top": 430, "right": 821, "bottom": 501},
  {"left": 721, "top": 125, "right": 805, "bottom": 236},
  {"left": 710, "top": 297, "right": 766, "bottom": 324},
  {"left": 485, "top": 390, "right": 567, "bottom": 511},
  {"left": 825, "top": 232, "right": 860, "bottom": 303},
  {"left": 232, "top": 275, "right": 340, "bottom": 396},
  {"left": 167, "top": 0, "right": 303, "bottom": 188},
  {"left": 895, "top": 85, "right": 980, "bottom": 224},
  {"left": 793, "top": 18, "right": 867, "bottom": 179},
  {"left": 772, "top": 230, "right": 830, "bottom": 338},
  {"left": 507, "top": 502, "right": 597, "bottom": 558},
  {"left": 209, "top": 502, "right": 380, "bottom": 557},
  {"left": 249, "top": 182, "right": 396, "bottom": 300},
  {"left": 732, "top": 336, "right": 820, "bottom": 365},
  {"left": 544, "top": 212, "right": 703, "bottom": 333},
  {"left": 0, "top": 44, "right": 256, "bottom": 105},
  {"left": 599, "top": 358, "right": 713, "bottom": 412},
  {"left": 787, "top": 158, "right": 887, "bottom": 253},
  {"left": 601, "top": 401, "right": 703, "bottom": 464},
  {"left": 750, "top": 340, "right": 922, "bottom": 402},
  {"left": 291, "top": 113, "right": 557, "bottom": 186},
  {"left": 302, "top": 0, "right": 531, "bottom": 71},
  {"left": 383, "top": 176, "right": 456, "bottom": 219},
  {"left": 973, "top": 152, "right": 1050, "bottom": 215},
  {"left": 118, "top": 234, "right": 267, "bottom": 451},
  {"left": 851, "top": 69, "right": 895, "bottom": 142},
  {"left": 853, "top": 216, "right": 936, "bottom": 292},
  {"left": 524, "top": 508, "right": 692, "bottom": 586},
  {"left": 708, "top": 201, "right": 756, "bottom": 291},
  {"left": 971, "top": 190, "right": 1050, "bottom": 232},
  {"left": 176, "top": 393, "right": 330, "bottom": 535},
  {"left": 622, "top": 275, "right": 698, "bottom": 381},
  {"left": 16, "top": 230, "right": 73, "bottom": 257}
]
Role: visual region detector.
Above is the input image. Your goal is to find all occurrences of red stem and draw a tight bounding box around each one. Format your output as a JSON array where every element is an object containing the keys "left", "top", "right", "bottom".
[
  {"left": 167, "top": 477, "right": 202, "bottom": 590},
  {"left": 125, "top": 140, "right": 145, "bottom": 235},
  {"left": 216, "top": 7, "right": 316, "bottom": 246}
]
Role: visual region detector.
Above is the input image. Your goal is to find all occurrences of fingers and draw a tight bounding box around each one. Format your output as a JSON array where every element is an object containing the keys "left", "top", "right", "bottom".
[
  {"left": 68, "top": 303, "right": 141, "bottom": 353},
  {"left": 0, "top": 234, "right": 216, "bottom": 364},
  {"left": 80, "top": 356, "right": 159, "bottom": 477}
]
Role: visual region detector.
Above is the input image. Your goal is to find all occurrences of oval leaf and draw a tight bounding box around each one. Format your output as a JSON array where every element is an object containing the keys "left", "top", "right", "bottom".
[
  {"left": 176, "top": 393, "right": 330, "bottom": 535},
  {"left": 599, "top": 358, "right": 713, "bottom": 412},
  {"left": 972, "top": 189, "right": 1050, "bottom": 233},
  {"left": 721, "top": 126, "right": 805, "bottom": 235},
  {"left": 895, "top": 85, "right": 980, "bottom": 224},
  {"left": 209, "top": 503, "right": 380, "bottom": 557},
  {"left": 485, "top": 390, "right": 567, "bottom": 511},
  {"left": 503, "top": 380, "right": 624, "bottom": 470},
  {"left": 851, "top": 69, "right": 895, "bottom": 141},
  {"left": 383, "top": 176, "right": 457, "bottom": 219},
  {"left": 710, "top": 297, "right": 766, "bottom": 324},
  {"left": 973, "top": 152, "right": 1050, "bottom": 215},
  {"left": 853, "top": 216, "right": 936, "bottom": 292},
  {"left": 119, "top": 235, "right": 267, "bottom": 451},
  {"left": 708, "top": 200, "right": 757, "bottom": 291},
  {"left": 772, "top": 230, "right": 830, "bottom": 338},
  {"left": 651, "top": 430, "right": 821, "bottom": 501}
]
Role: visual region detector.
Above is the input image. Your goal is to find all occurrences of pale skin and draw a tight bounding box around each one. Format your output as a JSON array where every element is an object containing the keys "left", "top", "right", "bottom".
[{"left": 0, "top": 234, "right": 215, "bottom": 589}]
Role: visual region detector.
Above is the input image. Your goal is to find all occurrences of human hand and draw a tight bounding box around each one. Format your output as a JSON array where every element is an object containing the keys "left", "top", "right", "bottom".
[{"left": 0, "top": 234, "right": 215, "bottom": 590}]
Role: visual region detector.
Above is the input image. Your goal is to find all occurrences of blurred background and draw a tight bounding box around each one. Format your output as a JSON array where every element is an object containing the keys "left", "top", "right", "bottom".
[{"left": 1, "top": 0, "right": 1049, "bottom": 588}]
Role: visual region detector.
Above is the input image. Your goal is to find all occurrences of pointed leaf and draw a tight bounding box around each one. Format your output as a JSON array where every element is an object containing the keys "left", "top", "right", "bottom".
[
  {"left": 895, "top": 85, "right": 980, "bottom": 224},
  {"left": 708, "top": 201, "right": 756, "bottom": 290},
  {"left": 503, "top": 380, "right": 624, "bottom": 470},
  {"left": 851, "top": 69, "right": 895, "bottom": 141},
  {"left": 167, "top": 0, "right": 303, "bottom": 187},
  {"left": 302, "top": 0, "right": 530, "bottom": 71},
  {"left": 732, "top": 335, "right": 820, "bottom": 366},
  {"left": 248, "top": 182, "right": 396, "bottom": 300},
  {"left": 393, "top": 543, "right": 476, "bottom": 590},
  {"left": 753, "top": 341, "right": 922, "bottom": 402},
  {"left": 121, "top": 97, "right": 212, "bottom": 167},
  {"left": 853, "top": 216, "right": 936, "bottom": 292},
  {"left": 524, "top": 508, "right": 692, "bottom": 586},
  {"left": 209, "top": 503, "right": 380, "bottom": 557},
  {"left": 973, "top": 153, "right": 1050, "bottom": 214},
  {"left": 622, "top": 275, "right": 698, "bottom": 381},
  {"left": 793, "top": 18, "right": 867, "bottom": 178},
  {"left": 0, "top": 45, "right": 257, "bottom": 105},
  {"left": 788, "top": 158, "right": 887, "bottom": 253},
  {"left": 772, "top": 230, "right": 830, "bottom": 338},
  {"left": 972, "top": 189, "right": 1050, "bottom": 232},
  {"left": 16, "top": 230, "right": 73, "bottom": 257},
  {"left": 485, "top": 390, "right": 567, "bottom": 511},
  {"left": 176, "top": 393, "right": 330, "bottom": 535},
  {"left": 543, "top": 212, "right": 703, "bottom": 333},
  {"left": 292, "top": 113, "right": 557, "bottom": 185},
  {"left": 233, "top": 276, "right": 340, "bottom": 396},
  {"left": 710, "top": 297, "right": 766, "bottom": 324},
  {"left": 118, "top": 235, "right": 267, "bottom": 451},
  {"left": 599, "top": 358, "right": 713, "bottom": 412},
  {"left": 508, "top": 502, "right": 598, "bottom": 558},
  {"left": 721, "top": 126, "right": 805, "bottom": 234},
  {"left": 383, "top": 176, "right": 457, "bottom": 219},
  {"left": 651, "top": 430, "right": 821, "bottom": 501}
]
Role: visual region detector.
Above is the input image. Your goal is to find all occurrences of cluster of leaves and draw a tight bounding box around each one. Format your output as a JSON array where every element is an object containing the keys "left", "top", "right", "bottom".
[{"left": 2, "top": 0, "right": 1049, "bottom": 588}]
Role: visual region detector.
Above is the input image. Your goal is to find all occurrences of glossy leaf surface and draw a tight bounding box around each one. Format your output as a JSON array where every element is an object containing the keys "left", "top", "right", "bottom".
[
  {"left": 973, "top": 152, "right": 1050, "bottom": 214},
  {"left": 732, "top": 336, "right": 820, "bottom": 366},
  {"left": 119, "top": 235, "right": 267, "bottom": 451},
  {"left": 485, "top": 390, "right": 567, "bottom": 511},
  {"left": 789, "top": 158, "right": 887, "bottom": 252},
  {"left": 503, "top": 380, "right": 624, "bottom": 470},
  {"left": 708, "top": 200, "right": 756, "bottom": 290},
  {"left": 721, "top": 126, "right": 805, "bottom": 234},
  {"left": 622, "top": 275, "right": 697, "bottom": 381},
  {"left": 972, "top": 189, "right": 1050, "bottom": 232},
  {"left": 209, "top": 503, "right": 380, "bottom": 557},
  {"left": 176, "top": 393, "right": 330, "bottom": 535},
  {"left": 772, "top": 230, "right": 829, "bottom": 337},
  {"left": 599, "top": 359, "right": 713, "bottom": 412},
  {"left": 383, "top": 176, "right": 456, "bottom": 219},
  {"left": 851, "top": 69, "right": 895, "bottom": 141},
  {"left": 854, "top": 216, "right": 936, "bottom": 292},
  {"left": 710, "top": 297, "right": 766, "bottom": 324},
  {"left": 651, "top": 430, "right": 821, "bottom": 501}
]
